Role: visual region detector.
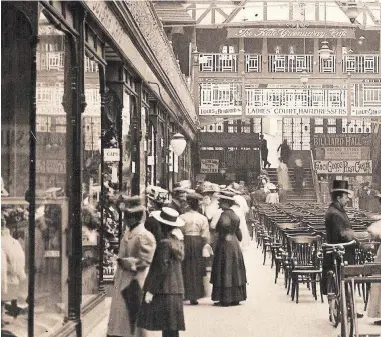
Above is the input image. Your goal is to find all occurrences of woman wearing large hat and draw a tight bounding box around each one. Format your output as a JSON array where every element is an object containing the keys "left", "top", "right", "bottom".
[
  {"left": 180, "top": 193, "right": 210, "bottom": 305},
  {"left": 138, "top": 208, "right": 186, "bottom": 337},
  {"left": 107, "top": 196, "right": 156, "bottom": 337},
  {"left": 210, "top": 191, "right": 247, "bottom": 306}
]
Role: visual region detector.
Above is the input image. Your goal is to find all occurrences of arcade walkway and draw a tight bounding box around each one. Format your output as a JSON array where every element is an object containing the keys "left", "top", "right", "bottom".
[{"left": 87, "top": 242, "right": 380, "bottom": 337}]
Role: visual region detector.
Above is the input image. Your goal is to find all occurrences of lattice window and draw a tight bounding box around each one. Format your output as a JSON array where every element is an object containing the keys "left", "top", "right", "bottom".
[
  {"left": 241, "top": 120, "right": 251, "bottom": 133},
  {"left": 342, "top": 118, "right": 371, "bottom": 134},
  {"left": 363, "top": 84, "right": 381, "bottom": 107},
  {"left": 227, "top": 120, "right": 238, "bottom": 133},
  {"left": 200, "top": 83, "right": 241, "bottom": 107}
]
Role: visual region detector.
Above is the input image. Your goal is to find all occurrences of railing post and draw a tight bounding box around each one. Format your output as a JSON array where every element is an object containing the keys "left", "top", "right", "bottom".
[
  {"left": 337, "top": 38, "right": 343, "bottom": 76},
  {"left": 262, "top": 38, "right": 268, "bottom": 76},
  {"left": 313, "top": 39, "right": 319, "bottom": 75}
]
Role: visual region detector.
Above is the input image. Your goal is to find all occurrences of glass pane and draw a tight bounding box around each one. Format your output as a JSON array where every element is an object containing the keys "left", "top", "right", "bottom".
[
  {"left": 1, "top": 5, "right": 32, "bottom": 335},
  {"left": 81, "top": 53, "right": 101, "bottom": 305},
  {"left": 34, "top": 10, "right": 68, "bottom": 334}
]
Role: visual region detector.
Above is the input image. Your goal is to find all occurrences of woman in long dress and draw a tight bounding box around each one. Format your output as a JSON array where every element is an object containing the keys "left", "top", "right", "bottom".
[
  {"left": 180, "top": 193, "right": 209, "bottom": 305},
  {"left": 138, "top": 208, "right": 186, "bottom": 337},
  {"left": 107, "top": 197, "right": 156, "bottom": 337},
  {"left": 211, "top": 191, "right": 247, "bottom": 306},
  {"left": 277, "top": 161, "right": 290, "bottom": 191}
]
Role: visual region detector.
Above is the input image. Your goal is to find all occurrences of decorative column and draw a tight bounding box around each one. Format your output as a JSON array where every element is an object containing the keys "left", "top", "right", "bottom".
[
  {"left": 336, "top": 38, "right": 343, "bottom": 76},
  {"left": 262, "top": 38, "right": 268, "bottom": 76},
  {"left": 313, "top": 38, "right": 319, "bottom": 75},
  {"left": 239, "top": 37, "right": 246, "bottom": 121},
  {"left": 191, "top": 27, "right": 199, "bottom": 112}
]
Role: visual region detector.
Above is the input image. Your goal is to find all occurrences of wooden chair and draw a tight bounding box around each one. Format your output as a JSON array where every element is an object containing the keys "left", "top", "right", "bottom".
[{"left": 288, "top": 235, "right": 324, "bottom": 304}]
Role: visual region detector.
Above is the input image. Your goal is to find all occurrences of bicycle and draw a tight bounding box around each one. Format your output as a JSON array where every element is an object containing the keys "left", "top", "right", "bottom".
[{"left": 322, "top": 240, "right": 357, "bottom": 335}]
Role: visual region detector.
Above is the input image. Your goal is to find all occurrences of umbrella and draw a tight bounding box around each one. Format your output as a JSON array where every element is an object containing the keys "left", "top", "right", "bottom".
[{"left": 121, "top": 279, "right": 143, "bottom": 334}]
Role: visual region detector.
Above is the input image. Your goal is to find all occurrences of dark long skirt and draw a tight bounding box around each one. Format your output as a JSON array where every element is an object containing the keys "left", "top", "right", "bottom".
[
  {"left": 182, "top": 235, "right": 206, "bottom": 301},
  {"left": 210, "top": 235, "right": 247, "bottom": 303},
  {"left": 137, "top": 294, "right": 185, "bottom": 331}
]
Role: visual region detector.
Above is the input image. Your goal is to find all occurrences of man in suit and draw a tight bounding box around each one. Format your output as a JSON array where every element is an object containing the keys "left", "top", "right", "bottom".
[
  {"left": 259, "top": 135, "right": 271, "bottom": 168},
  {"left": 321, "top": 180, "right": 361, "bottom": 319}
]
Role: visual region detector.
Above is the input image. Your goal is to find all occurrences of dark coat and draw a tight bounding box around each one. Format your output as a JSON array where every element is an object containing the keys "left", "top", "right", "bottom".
[
  {"left": 144, "top": 215, "right": 163, "bottom": 243},
  {"left": 143, "top": 237, "right": 184, "bottom": 295},
  {"left": 325, "top": 201, "right": 357, "bottom": 245},
  {"left": 321, "top": 201, "right": 357, "bottom": 294}
]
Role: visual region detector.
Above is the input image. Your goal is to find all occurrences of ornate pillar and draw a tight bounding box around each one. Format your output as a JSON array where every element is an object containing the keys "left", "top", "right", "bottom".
[
  {"left": 337, "top": 38, "right": 343, "bottom": 76},
  {"left": 313, "top": 38, "right": 319, "bottom": 75},
  {"left": 262, "top": 38, "right": 268, "bottom": 76}
]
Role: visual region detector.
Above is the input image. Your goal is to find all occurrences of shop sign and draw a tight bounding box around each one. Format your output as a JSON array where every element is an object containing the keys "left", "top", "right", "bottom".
[
  {"left": 315, "top": 147, "right": 370, "bottom": 161},
  {"left": 246, "top": 107, "right": 346, "bottom": 116},
  {"left": 351, "top": 107, "right": 381, "bottom": 117},
  {"left": 104, "top": 148, "right": 120, "bottom": 162},
  {"left": 200, "top": 159, "right": 219, "bottom": 174},
  {"left": 314, "top": 160, "right": 372, "bottom": 174},
  {"left": 227, "top": 27, "right": 355, "bottom": 39},
  {"left": 199, "top": 106, "right": 242, "bottom": 116},
  {"left": 313, "top": 134, "right": 372, "bottom": 147}
]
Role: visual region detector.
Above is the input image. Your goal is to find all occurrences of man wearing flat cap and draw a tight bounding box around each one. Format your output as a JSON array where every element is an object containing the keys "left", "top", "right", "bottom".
[{"left": 321, "top": 180, "right": 359, "bottom": 295}]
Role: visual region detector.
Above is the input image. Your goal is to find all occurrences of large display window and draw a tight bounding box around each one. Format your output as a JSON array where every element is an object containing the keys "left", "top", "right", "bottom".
[{"left": 81, "top": 52, "right": 101, "bottom": 304}]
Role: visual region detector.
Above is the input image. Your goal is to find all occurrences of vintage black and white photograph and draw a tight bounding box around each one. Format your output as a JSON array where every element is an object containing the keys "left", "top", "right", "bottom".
[{"left": 1, "top": 0, "right": 381, "bottom": 336}]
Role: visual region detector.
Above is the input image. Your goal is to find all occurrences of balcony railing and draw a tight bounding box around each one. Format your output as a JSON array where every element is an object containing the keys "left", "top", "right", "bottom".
[
  {"left": 268, "top": 54, "right": 313, "bottom": 73},
  {"left": 198, "top": 53, "right": 380, "bottom": 74},
  {"left": 199, "top": 53, "right": 238, "bottom": 72},
  {"left": 343, "top": 54, "right": 379, "bottom": 74},
  {"left": 245, "top": 54, "right": 262, "bottom": 73},
  {"left": 319, "top": 55, "right": 336, "bottom": 74},
  {"left": 36, "top": 51, "right": 64, "bottom": 71}
]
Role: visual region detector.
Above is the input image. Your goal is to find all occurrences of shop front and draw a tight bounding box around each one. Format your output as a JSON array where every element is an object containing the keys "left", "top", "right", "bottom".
[{"left": 1, "top": 2, "right": 198, "bottom": 337}]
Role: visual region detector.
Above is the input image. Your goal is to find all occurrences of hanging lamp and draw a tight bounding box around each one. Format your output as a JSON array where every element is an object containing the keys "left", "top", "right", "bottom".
[{"left": 319, "top": 41, "right": 333, "bottom": 60}]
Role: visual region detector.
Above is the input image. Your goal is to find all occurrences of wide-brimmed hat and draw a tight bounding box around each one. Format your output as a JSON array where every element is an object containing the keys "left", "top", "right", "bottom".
[
  {"left": 186, "top": 192, "right": 203, "bottom": 200},
  {"left": 331, "top": 180, "right": 352, "bottom": 194},
  {"left": 268, "top": 183, "right": 277, "bottom": 191},
  {"left": 117, "top": 195, "right": 145, "bottom": 213},
  {"left": 226, "top": 182, "right": 243, "bottom": 195},
  {"left": 151, "top": 207, "right": 184, "bottom": 227},
  {"left": 199, "top": 182, "right": 220, "bottom": 194},
  {"left": 215, "top": 190, "right": 237, "bottom": 203},
  {"left": 367, "top": 220, "right": 381, "bottom": 239},
  {"left": 374, "top": 190, "right": 381, "bottom": 199},
  {"left": 147, "top": 186, "right": 169, "bottom": 204}
]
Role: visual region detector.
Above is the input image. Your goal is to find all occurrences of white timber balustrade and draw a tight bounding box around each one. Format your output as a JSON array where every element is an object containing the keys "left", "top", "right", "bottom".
[
  {"left": 268, "top": 54, "right": 313, "bottom": 73},
  {"left": 319, "top": 55, "right": 336, "bottom": 73},
  {"left": 245, "top": 54, "right": 262, "bottom": 73},
  {"left": 343, "top": 54, "right": 379, "bottom": 74},
  {"left": 199, "top": 53, "right": 238, "bottom": 72}
]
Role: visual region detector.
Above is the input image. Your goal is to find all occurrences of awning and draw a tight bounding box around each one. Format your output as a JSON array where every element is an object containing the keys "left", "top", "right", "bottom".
[{"left": 153, "top": 1, "right": 195, "bottom": 25}]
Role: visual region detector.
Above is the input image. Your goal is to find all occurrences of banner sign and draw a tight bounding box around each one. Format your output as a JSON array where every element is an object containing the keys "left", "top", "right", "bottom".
[
  {"left": 246, "top": 107, "right": 346, "bottom": 117},
  {"left": 315, "top": 147, "right": 371, "bottom": 161},
  {"left": 199, "top": 106, "right": 242, "bottom": 116},
  {"left": 314, "top": 160, "right": 372, "bottom": 175},
  {"left": 313, "top": 134, "right": 372, "bottom": 147},
  {"left": 227, "top": 27, "right": 356, "bottom": 39},
  {"left": 200, "top": 159, "right": 219, "bottom": 174},
  {"left": 351, "top": 107, "right": 381, "bottom": 117}
]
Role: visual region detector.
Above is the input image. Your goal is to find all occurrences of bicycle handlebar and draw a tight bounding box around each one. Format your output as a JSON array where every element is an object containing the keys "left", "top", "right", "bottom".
[{"left": 322, "top": 240, "right": 357, "bottom": 250}]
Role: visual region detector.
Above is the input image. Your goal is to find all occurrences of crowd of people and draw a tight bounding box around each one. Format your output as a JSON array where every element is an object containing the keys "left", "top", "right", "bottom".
[{"left": 107, "top": 180, "right": 254, "bottom": 337}]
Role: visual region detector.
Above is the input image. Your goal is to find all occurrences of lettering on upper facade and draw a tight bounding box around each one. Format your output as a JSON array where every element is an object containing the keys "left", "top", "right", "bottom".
[
  {"left": 315, "top": 160, "right": 372, "bottom": 174},
  {"left": 246, "top": 107, "right": 346, "bottom": 116},
  {"left": 313, "top": 135, "right": 372, "bottom": 147},
  {"left": 228, "top": 27, "right": 355, "bottom": 39}
]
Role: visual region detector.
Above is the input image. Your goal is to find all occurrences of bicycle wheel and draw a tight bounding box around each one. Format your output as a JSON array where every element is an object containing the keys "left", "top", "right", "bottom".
[{"left": 327, "top": 271, "right": 340, "bottom": 327}]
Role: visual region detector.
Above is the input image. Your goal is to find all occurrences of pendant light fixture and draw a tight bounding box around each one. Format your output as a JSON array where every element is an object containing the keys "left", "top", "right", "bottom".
[{"left": 319, "top": 41, "right": 333, "bottom": 60}]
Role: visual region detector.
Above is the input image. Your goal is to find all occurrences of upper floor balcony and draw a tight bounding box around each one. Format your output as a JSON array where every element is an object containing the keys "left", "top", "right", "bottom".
[{"left": 198, "top": 53, "right": 380, "bottom": 75}]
